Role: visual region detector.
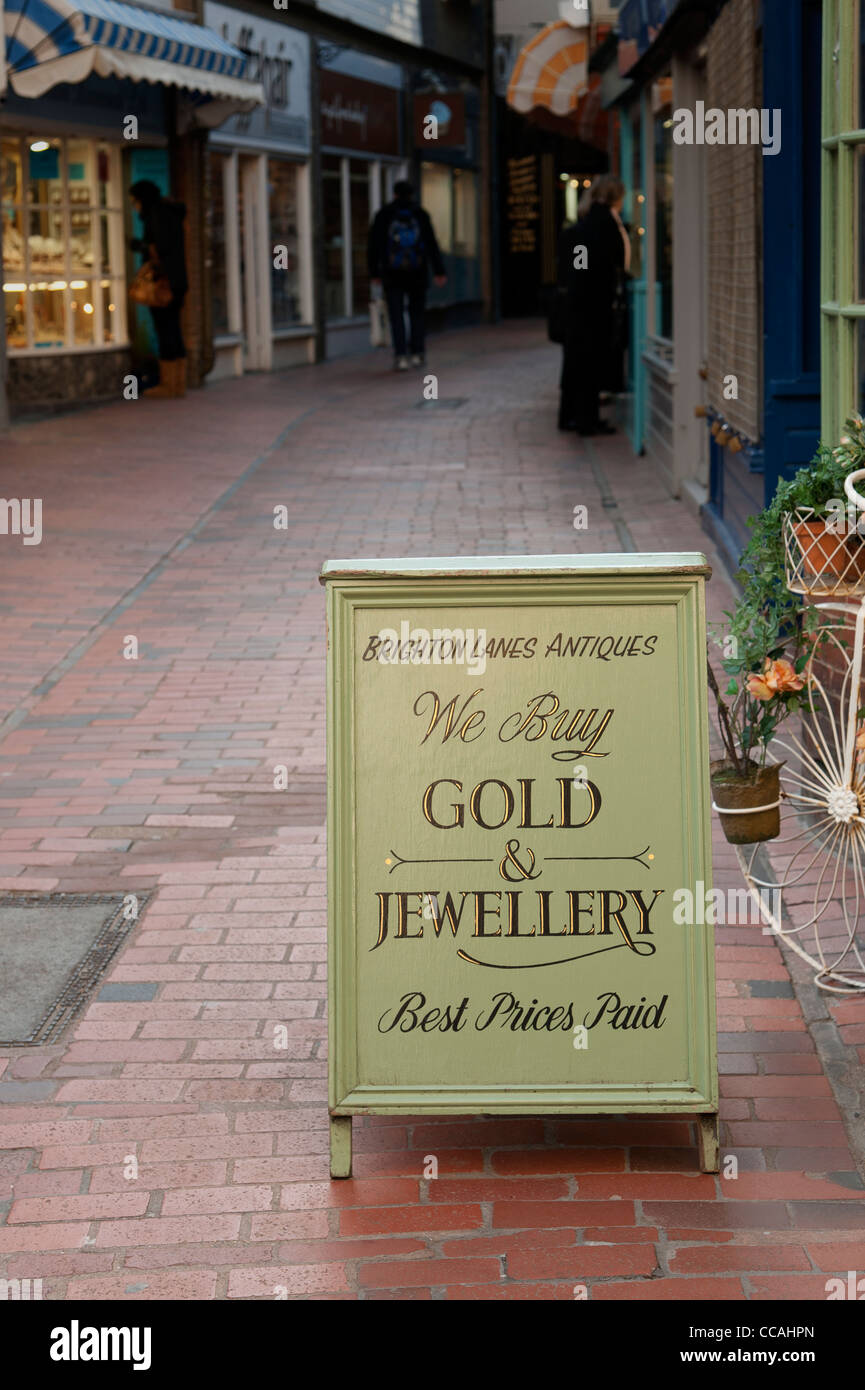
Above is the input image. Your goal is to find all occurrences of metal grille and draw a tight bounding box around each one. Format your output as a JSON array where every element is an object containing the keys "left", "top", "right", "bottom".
[{"left": 0, "top": 891, "right": 150, "bottom": 1047}]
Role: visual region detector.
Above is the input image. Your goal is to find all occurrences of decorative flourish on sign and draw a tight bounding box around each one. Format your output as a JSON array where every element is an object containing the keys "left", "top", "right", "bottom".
[
  {"left": 385, "top": 850, "right": 494, "bottom": 875},
  {"left": 546, "top": 845, "right": 655, "bottom": 871},
  {"left": 385, "top": 844, "right": 654, "bottom": 873},
  {"left": 457, "top": 939, "right": 657, "bottom": 970}
]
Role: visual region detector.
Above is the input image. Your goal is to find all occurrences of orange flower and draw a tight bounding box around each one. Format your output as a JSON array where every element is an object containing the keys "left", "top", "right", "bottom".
[
  {"left": 746, "top": 671, "right": 774, "bottom": 700},
  {"left": 746, "top": 658, "right": 805, "bottom": 701}
]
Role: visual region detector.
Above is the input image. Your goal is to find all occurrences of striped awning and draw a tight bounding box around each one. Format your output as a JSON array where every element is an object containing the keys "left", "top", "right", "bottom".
[
  {"left": 506, "top": 19, "right": 589, "bottom": 119},
  {"left": 4, "top": 0, "right": 265, "bottom": 108}
]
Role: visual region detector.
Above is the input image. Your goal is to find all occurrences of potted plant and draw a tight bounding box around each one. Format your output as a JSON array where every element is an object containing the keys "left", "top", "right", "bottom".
[
  {"left": 777, "top": 416, "right": 865, "bottom": 590},
  {"left": 707, "top": 650, "right": 805, "bottom": 844}
]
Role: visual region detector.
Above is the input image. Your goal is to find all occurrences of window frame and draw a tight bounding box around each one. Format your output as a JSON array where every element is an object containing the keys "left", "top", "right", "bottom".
[
  {"left": 2, "top": 135, "right": 127, "bottom": 356},
  {"left": 821, "top": 0, "right": 862, "bottom": 439}
]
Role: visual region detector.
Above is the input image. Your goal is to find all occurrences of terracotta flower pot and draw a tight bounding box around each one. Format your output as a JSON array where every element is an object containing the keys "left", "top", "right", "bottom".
[
  {"left": 792, "top": 518, "right": 865, "bottom": 582},
  {"left": 710, "top": 760, "right": 783, "bottom": 845}
]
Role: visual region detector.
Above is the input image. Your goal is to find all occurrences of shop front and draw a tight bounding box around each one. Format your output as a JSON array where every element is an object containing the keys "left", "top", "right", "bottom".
[
  {"left": 204, "top": 4, "right": 313, "bottom": 377},
  {"left": 1, "top": 0, "right": 263, "bottom": 415},
  {"left": 412, "top": 85, "right": 482, "bottom": 321},
  {"left": 318, "top": 51, "right": 407, "bottom": 359}
]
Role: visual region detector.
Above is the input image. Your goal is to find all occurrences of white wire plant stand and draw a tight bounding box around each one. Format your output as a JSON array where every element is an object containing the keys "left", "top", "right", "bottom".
[{"left": 738, "top": 470, "right": 865, "bottom": 993}]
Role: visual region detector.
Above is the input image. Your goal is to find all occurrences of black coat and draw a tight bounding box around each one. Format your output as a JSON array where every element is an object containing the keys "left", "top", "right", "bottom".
[
  {"left": 367, "top": 200, "right": 445, "bottom": 287},
  {"left": 134, "top": 199, "right": 188, "bottom": 295},
  {"left": 560, "top": 202, "right": 627, "bottom": 391},
  {"left": 563, "top": 203, "right": 624, "bottom": 323}
]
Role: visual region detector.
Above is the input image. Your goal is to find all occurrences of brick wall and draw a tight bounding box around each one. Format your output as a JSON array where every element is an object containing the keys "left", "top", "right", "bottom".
[{"left": 705, "top": 0, "right": 762, "bottom": 443}]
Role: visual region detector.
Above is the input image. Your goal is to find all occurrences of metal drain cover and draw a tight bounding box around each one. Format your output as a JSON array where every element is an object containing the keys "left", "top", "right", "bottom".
[{"left": 0, "top": 893, "right": 146, "bottom": 1046}]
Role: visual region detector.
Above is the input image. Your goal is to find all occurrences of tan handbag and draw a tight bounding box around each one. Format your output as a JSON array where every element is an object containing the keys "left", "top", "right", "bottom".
[{"left": 129, "top": 262, "right": 173, "bottom": 309}]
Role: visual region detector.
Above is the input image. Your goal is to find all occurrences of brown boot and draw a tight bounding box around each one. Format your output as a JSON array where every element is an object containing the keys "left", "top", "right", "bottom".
[
  {"left": 143, "top": 362, "right": 174, "bottom": 399},
  {"left": 173, "top": 358, "right": 187, "bottom": 398}
]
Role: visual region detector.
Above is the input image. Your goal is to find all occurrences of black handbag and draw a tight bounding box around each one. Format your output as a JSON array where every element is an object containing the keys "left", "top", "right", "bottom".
[{"left": 547, "top": 287, "right": 569, "bottom": 346}]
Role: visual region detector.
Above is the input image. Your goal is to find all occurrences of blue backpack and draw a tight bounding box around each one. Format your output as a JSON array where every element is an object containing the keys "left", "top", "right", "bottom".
[{"left": 386, "top": 206, "right": 424, "bottom": 273}]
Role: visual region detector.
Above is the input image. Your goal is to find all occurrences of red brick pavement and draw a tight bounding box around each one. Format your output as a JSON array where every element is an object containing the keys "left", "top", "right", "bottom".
[{"left": 0, "top": 322, "right": 862, "bottom": 1300}]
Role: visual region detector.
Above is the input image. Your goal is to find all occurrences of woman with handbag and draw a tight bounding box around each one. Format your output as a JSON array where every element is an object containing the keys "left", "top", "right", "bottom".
[
  {"left": 129, "top": 180, "right": 188, "bottom": 399},
  {"left": 560, "top": 175, "right": 628, "bottom": 436}
]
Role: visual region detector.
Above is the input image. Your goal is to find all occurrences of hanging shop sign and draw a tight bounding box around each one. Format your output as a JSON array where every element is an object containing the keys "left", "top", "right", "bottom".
[
  {"left": 319, "top": 70, "right": 401, "bottom": 157},
  {"left": 413, "top": 92, "right": 466, "bottom": 149},
  {"left": 204, "top": 4, "right": 311, "bottom": 153},
  {"left": 320, "top": 554, "right": 719, "bottom": 1177}
]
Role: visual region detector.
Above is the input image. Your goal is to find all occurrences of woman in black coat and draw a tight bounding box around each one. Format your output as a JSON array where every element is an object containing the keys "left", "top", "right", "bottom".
[
  {"left": 130, "top": 180, "right": 189, "bottom": 399},
  {"left": 559, "top": 175, "right": 629, "bottom": 436}
]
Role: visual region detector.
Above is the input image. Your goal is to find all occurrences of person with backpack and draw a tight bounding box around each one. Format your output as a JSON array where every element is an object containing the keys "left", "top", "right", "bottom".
[{"left": 368, "top": 180, "right": 447, "bottom": 371}]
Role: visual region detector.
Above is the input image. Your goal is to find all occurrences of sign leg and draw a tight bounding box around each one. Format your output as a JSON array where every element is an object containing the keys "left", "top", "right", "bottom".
[
  {"left": 697, "top": 1112, "right": 720, "bottom": 1173},
  {"left": 330, "top": 1115, "right": 352, "bottom": 1178}
]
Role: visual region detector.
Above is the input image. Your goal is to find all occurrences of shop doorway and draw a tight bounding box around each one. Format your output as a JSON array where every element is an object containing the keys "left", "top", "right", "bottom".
[
  {"left": 238, "top": 154, "right": 269, "bottom": 370},
  {"left": 208, "top": 147, "right": 313, "bottom": 377}
]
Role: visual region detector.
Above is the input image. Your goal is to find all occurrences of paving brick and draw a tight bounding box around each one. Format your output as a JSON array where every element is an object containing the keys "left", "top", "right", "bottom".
[
  {"left": 94, "top": 1215, "right": 242, "bottom": 1246},
  {"left": 446, "top": 1281, "right": 575, "bottom": 1300},
  {"left": 508, "top": 1245, "right": 658, "bottom": 1280},
  {"left": 490, "top": 1149, "right": 625, "bottom": 1175},
  {"left": 339, "top": 1203, "right": 484, "bottom": 1237},
  {"left": 668, "top": 1244, "right": 810, "bottom": 1273},
  {"left": 227, "top": 1264, "right": 349, "bottom": 1297},
  {"left": 9, "top": 1192, "right": 149, "bottom": 1223},
  {"left": 358, "top": 1258, "right": 502, "bottom": 1289},
  {"left": 493, "top": 1201, "right": 635, "bottom": 1229},
  {"left": 592, "top": 1278, "right": 744, "bottom": 1300},
  {"left": 642, "top": 1201, "right": 791, "bottom": 1229},
  {"left": 427, "top": 1178, "right": 570, "bottom": 1203},
  {"left": 66, "top": 1271, "right": 219, "bottom": 1299},
  {"left": 748, "top": 1274, "right": 840, "bottom": 1299},
  {"left": 161, "top": 1185, "right": 274, "bottom": 1215}
]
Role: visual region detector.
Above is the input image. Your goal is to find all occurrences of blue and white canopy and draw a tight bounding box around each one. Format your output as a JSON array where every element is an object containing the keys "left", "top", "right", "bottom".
[{"left": 3, "top": 0, "right": 265, "bottom": 110}]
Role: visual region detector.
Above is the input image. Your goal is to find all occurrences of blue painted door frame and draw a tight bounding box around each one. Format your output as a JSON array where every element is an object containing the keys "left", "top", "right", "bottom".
[
  {"left": 707, "top": 0, "right": 822, "bottom": 564},
  {"left": 761, "top": 0, "right": 823, "bottom": 503}
]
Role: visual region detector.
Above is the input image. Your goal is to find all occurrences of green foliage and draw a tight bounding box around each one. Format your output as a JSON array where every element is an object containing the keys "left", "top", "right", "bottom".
[{"left": 708, "top": 415, "right": 865, "bottom": 773}]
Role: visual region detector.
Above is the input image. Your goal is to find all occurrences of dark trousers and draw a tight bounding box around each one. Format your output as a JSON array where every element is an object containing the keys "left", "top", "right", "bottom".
[
  {"left": 561, "top": 336, "right": 602, "bottom": 431},
  {"left": 150, "top": 292, "right": 186, "bottom": 361},
  {"left": 384, "top": 281, "right": 427, "bottom": 357}
]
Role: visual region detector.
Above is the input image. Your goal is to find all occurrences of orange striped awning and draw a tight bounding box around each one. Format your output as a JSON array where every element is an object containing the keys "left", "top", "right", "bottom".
[{"left": 506, "top": 20, "right": 589, "bottom": 119}]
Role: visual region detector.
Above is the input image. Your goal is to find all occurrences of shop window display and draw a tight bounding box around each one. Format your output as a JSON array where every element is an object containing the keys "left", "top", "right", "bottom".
[
  {"left": 268, "top": 158, "right": 302, "bottom": 327},
  {"left": 208, "top": 151, "right": 230, "bottom": 337},
  {"left": 323, "top": 154, "right": 345, "bottom": 319},
  {"left": 1, "top": 136, "right": 125, "bottom": 352}
]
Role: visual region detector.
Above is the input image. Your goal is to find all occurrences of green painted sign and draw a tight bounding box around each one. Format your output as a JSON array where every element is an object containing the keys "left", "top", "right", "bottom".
[{"left": 321, "top": 554, "right": 719, "bottom": 1175}]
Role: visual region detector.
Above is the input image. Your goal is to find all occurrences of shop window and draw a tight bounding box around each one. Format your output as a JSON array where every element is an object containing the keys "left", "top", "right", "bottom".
[
  {"left": 652, "top": 76, "right": 674, "bottom": 341},
  {"left": 453, "top": 169, "right": 477, "bottom": 257},
  {"left": 1, "top": 136, "right": 126, "bottom": 353},
  {"left": 208, "top": 151, "right": 230, "bottom": 337},
  {"left": 420, "top": 163, "right": 453, "bottom": 254},
  {"left": 323, "top": 154, "right": 345, "bottom": 319},
  {"left": 268, "top": 158, "right": 302, "bottom": 328},
  {"left": 350, "top": 160, "right": 371, "bottom": 317}
]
